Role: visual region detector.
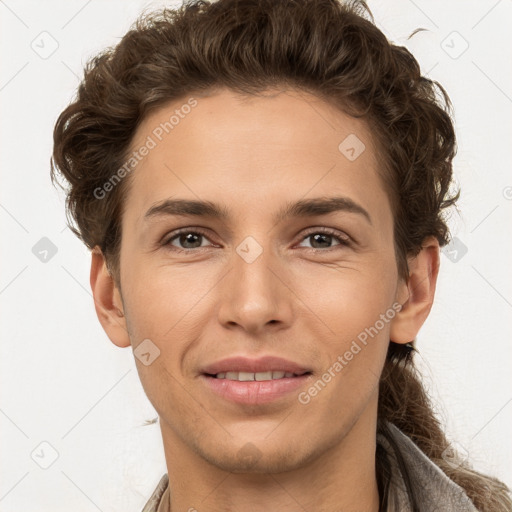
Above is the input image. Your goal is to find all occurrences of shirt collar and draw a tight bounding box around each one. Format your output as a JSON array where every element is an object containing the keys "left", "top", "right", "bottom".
[{"left": 379, "top": 423, "right": 478, "bottom": 511}]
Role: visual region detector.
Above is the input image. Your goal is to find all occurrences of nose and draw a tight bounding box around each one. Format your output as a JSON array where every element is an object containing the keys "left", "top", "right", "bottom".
[{"left": 217, "top": 240, "right": 294, "bottom": 335}]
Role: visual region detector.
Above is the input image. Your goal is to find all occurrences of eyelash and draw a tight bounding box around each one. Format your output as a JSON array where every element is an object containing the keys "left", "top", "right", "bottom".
[{"left": 161, "top": 227, "right": 352, "bottom": 253}]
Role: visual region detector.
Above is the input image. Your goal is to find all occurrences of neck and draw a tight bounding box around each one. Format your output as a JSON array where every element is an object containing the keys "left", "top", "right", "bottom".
[{"left": 160, "top": 401, "right": 380, "bottom": 512}]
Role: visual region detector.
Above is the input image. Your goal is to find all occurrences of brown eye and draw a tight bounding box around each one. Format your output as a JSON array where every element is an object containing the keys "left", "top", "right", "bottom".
[
  {"left": 174, "top": 232, "right": 204, "bottom": 249},
  {"left": 163, "top": 229, "right": 213, "bottom": 251}
]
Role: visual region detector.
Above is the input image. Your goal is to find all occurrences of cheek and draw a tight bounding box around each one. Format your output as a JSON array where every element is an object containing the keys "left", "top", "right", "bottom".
[
  {"left": 120, "top": 266, "right": 206, "bottom": 411},
  {"left": 122, "top": 258, "right": 210, "bottom": 338},
  {"left": 299, "top": 273, "right": 394, "bottom": 424},
  {"left": 295, "top": 256, "right": 397, "bottom": 394},
  {"left": 296, "top": 256, "right": 398, "bottom": 339}
]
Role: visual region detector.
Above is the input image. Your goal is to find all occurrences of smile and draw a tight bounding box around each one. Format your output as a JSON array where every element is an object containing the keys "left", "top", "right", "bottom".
[
  {"left": 212, "top": 370, "right": 306, "bottom": 381},
  {"left": 201, "top": 372, "right": 312, "bottom": 404},
  {"left": 199, "top": 355, "right": 313, "bottom": 404}
]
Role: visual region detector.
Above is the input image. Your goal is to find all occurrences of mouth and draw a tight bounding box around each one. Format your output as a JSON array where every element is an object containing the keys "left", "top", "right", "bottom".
[
  {"left": 204, "top": 370, "right": 311, "bottom": 381},
  {"left": 200, "top": 372, "right": 312, "bottom": 405},
  {"left": 201, "top": 355, "right": 311, "bottom": 377},
  {"left": 199, "top": 356, "right": 313, "bottom": 404}
]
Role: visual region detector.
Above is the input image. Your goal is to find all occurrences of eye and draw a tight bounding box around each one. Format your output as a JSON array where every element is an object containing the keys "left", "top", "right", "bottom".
[
  {"left": 162, "top": 229, "right": 215, "bottom": 251},
  {"left": 160, "top": 227, "right": 352, "bottom": 253},
  {"left": 297, "top": 228, "right": 351, "bottom": 250}
]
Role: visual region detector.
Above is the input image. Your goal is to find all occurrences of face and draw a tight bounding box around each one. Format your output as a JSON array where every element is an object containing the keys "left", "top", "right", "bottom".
[{"left": 115, "top": 87, "right": 404, "bottom": 473}]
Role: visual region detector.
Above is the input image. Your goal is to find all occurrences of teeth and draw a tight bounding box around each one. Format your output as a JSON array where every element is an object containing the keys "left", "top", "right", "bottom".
[
  {"left": 255, "top": 371, "right": 273, "bottom": 381},
  {"left": 215, "top": 371, "right": 296, "bottom": 381}
]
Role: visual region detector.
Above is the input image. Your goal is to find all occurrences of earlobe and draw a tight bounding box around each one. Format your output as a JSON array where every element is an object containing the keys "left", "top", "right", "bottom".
[
  {"left": 90, "top": 247, "right": 131, "bottom": 348},
  {"left": 390, "top": 236, "right": 440, "bottom": 344}
]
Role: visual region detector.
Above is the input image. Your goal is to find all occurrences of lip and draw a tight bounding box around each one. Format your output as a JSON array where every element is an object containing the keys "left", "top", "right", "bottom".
[
  {"left": 201, "top": 356, "right": 311, "bottom": 376},
  {"left": 200, "top": 373, "right": 312, "bottom": 405},
  {"left": 199, "top": 356, "right": 313, "bottom": 405}
]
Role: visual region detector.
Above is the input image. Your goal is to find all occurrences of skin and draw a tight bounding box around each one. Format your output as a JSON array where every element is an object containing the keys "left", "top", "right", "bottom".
[{"left": 91, "top": 87, "right": 440, "bottom": 512}]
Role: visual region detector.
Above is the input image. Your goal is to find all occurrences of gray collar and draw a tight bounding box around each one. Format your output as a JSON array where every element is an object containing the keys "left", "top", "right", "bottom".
[{"left": 380, "top": 423, "right": 478, "bottom": 511}]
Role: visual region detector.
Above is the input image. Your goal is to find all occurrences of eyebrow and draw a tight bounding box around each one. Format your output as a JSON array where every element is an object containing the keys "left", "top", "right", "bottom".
[{"left": 144, "top": 196, "right": 372, "bottom": 225}]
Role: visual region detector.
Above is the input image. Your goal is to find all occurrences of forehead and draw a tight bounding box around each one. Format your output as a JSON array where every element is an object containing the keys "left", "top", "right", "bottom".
[{"left": 123, "top": 88, "right": 390, "bottom": 226}]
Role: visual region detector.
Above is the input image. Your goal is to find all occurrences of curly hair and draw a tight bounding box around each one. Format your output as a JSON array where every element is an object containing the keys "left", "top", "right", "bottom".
[{"left": 50, "top": 0, "right": 511, "bottom": 509}]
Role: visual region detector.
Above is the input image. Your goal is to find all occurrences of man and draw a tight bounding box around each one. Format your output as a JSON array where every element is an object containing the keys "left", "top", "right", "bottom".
[{"left": 51, "top": 0, "right": 511, "bottom": 510}]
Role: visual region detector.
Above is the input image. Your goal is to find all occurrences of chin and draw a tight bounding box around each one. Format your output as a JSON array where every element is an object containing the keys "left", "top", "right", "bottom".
[
  {"left": 194, "top": 436, "right": 321, "bottom": 475},
  {"left": 209, "top": 451, "right": 307, "bottom": 474}
]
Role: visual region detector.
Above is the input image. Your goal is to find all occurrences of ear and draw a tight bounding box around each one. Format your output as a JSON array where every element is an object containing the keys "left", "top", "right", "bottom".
[
  {"left": 390, "top": 236, "right": 440, "bottom": 344},
  {"left": 90, "top": 246, "right": 131, "bottom": 348}
]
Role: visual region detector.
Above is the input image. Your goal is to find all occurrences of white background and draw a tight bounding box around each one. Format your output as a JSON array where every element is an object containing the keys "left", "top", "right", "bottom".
[{"left": 1, "top": 0, "right": 511, "bottom": 510}]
